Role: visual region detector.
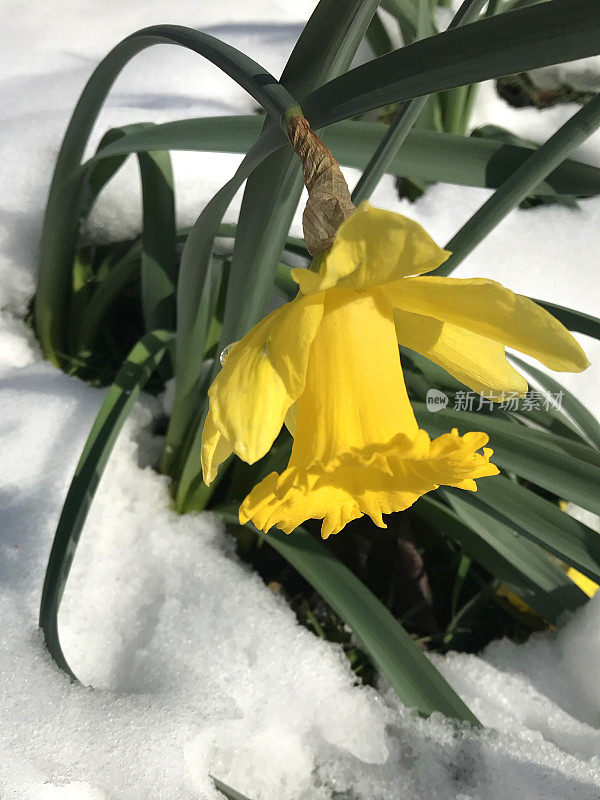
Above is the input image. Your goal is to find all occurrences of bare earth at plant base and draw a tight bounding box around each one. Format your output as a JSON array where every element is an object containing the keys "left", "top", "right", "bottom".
[{"left": 2, "top": 1, "right": 600, "bottom": 798}]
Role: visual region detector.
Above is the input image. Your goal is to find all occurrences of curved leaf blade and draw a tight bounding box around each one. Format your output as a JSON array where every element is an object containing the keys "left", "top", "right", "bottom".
[
  {"left": 415, "top": 493, "right": 587, "bottom": 624},
  {"left": 532, "top": 299, "right": 600, "bottom": 341},
  {"left": 34, "top": 24, "right": 298, "bottom": 364},
  {"left": 303, "top": 1, "right": 600, "bottom": 127},
  {"left": 39, "top": 330, "right": 174, "bottom": 678},
  {"left": 508, "top": 353, "right": 600, "bottom": 450},
  {"left": 219, "top": 512, "right": 480, "bottom": 725},
  {"left": 473, "top": 476, "right": 600, "bottom": 584},
  {"left": 92, "top": 115, "right": 600, "bottom": 198}
]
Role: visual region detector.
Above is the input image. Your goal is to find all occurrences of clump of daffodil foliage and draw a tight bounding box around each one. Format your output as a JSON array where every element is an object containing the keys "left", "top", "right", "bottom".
[
  {"left": 202, "top": 117, "right": 588, "bottom": 539},
  {"left": 34, "top": 1, "right": 600, "bottom": 743}
]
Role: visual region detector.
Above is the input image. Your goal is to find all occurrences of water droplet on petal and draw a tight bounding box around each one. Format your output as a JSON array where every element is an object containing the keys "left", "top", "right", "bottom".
[{"left": 220, "top": 341, "right": 238, "bottom": 366}]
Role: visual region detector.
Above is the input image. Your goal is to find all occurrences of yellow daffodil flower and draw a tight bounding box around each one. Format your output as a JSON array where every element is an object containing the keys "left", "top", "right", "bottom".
[{"left": 201, "top": 203, "right": 589, "bottom": 538}]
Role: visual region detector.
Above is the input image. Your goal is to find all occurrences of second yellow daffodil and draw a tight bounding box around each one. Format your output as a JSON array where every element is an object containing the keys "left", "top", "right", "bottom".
[{"left": 201, "top": 202, "right": 588, "bottom": 538}]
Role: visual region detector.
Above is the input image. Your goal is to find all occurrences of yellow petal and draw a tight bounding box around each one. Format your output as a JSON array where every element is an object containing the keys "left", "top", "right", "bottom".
[
  {"left": 291, "top": 202, "right": 450, "bottom": 295},
  {"left": 289, "top": 288, "right": 419, "bottom": 468},
  {"left": 204, "top": 293, "right": 324, "bottom": 470},
  {"left": 239, "top": 428, "right": 498, "bottom": 539},
  {"left": 387, "top": 276, "right": 590, "bottom": 373},
  {"left": 393, "top": 306, "right": 528, "bottom": 399},
  {"left": 201, "top": 410, "right": 233, "bottom": 485}
]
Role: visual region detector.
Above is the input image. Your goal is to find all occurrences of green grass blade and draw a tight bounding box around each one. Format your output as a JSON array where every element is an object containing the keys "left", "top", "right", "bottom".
[
  {"left": 77, "top": 247, "right": 141, "bottom": 356},
  {"left": 220, "top": 512, "right": 480, "bottom": 724},
  {"left": 352, "top": 0, "right": 488, "bottom": 202},
  {"left": 81, "top": 123, "right": 156, "bottom": 218},
  {"left": 381, "top": 0, "right": 418, "bottom": 43},
  {"left": 163, "top": 137, "right": 274, "bottom": 477},
  {"left": 365, "top": 9, "right": 394, "bottom": 56},
  {"left": 531, "top": 299, "right": 600, "bottom": 341},
  {"left": 415, "top": 403, "right": 600, "bottom": 516},
  {"left": 472, "top": 477, "right": 600, "bottom": 583},
  {"left": 303, "top": 1, "right": 600, "bottom": 128},
  {"left": 138, "top": 150, "right": 177, "bottom": 332},
  {"left": 70, "top": 123, "right": 176, "bottom": 348},
  {"left": 436, "top": 92, "right": 600, "bottom": 275},
  {"left": 34, "top": 24, "right": 299, "bottom": 366},
  {"left": 39, "top": 330, "right": 175, "bottom": 679},
  {"left": 416, "top": 494, "right": 587, "bottom": 624},
  {"left": 508, "top": 353, "right": 600, "bottom": 450},
  {"left": 212, "top": 777, "right": 255, "bottom": 800},
  {"left": 91, "top": 116, "right": 600, "bottom": 198}
]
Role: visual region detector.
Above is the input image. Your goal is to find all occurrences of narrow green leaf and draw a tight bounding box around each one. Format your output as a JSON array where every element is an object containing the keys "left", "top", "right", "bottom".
[
  {"left": 34, "top": 24, "right": 298, "bottom": 365},
  {"left": 436, "top": 92, "right": 600, "bottom": 275},
  {"left": 508, "top": 353, "right": 600, "bottom": 450},
  {"left": 365, "top": 9, "right": 394, "bottom": 56},
  {"left": 472, "top": 476, "right": 600, "bottom": 584},
  {"left": 81, "top": 123, "right": 156, "bottom": 219},
  {"left": 532, "top": 299, "right": 600, "bottom": 341},
  {"left": 138, "top": 150, "right": 177, "bottom": 332},
  {"left": 219, "top": 512, "right": 480, "bottom": 725},
  {"left": 381, "top": 0, "right": 418, "bottom": 43},
  {"left": 303, "top": 1, "right": 600, "bottom": 128},
  {"left": 92, "top": 116, "right": 600, "bottom": 198},
  {"left": 70, "top": 123, "right": 176, "bottom": 349},
  {"left": 352, "top": 0, "right": 488, "bottom": 203},
  {"left": 212, "top": 777, "right": 255, "bottom": 800},
  {"left": 415, "top": 493, "right": 587, "bottom": 624},
  {"left": 39, "top": 330, "right": 174, "bottom": 678}
]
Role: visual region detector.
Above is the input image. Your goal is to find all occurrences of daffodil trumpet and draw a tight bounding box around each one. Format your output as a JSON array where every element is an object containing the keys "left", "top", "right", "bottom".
[{"left": 201, "top": 119, "right": 589, "bottom": 538}]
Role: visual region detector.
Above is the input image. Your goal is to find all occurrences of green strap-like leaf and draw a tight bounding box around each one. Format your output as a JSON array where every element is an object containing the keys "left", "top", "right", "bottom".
[
  {"left": 508, "top": 353, "right": 600, "bottom": 450},
  {"left": 415, "top": 494, "right": 587, "bottom": 624},
  {"left": 212, "top": 777, "right": 256, "bottom": 800},
  {"left": 303, "top": 1, "right": 600, "bottom": 127},
  {"left": 532, "top": 299, "right": 600, "bottom": 341},
  {"left": 91, "top": 115, "right": 600, "bottom": 198},
  {"left": 352, "top": 0, "right": 489, "bottom": 203},
  {"left": 39, "top": 330, "right": 174, "bottom": 678},
  {"left": 218, "top": 511, "right": 480, "bottom": 725},
  {"left": 34, "top": 24, "right": 299, "bottom": 366},
  {"left": 470, "top": 477, "right": 600, "bottom": 584},
  {"left": 138, "top": 150, "right": 177, "bottom": 333},
  {"left": 436, "top": 92, "right": 600, "bottom": 275}
]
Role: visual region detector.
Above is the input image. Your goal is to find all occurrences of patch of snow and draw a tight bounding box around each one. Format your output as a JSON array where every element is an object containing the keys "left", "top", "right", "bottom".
[
  {"left": 531, "top": 57, "right": 600, "bottom": 94},
  {"left": 2, "top": 1, "right": 600, "bottom": 798}
]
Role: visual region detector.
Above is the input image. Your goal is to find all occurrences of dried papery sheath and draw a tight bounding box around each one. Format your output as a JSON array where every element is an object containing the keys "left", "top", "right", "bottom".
[{"left": 286, "top": 114, "right": 355, "bottom": 256}]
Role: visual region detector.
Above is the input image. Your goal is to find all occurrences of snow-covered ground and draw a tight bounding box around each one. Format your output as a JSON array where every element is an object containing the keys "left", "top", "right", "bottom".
[{"left": 2, "top": 2, "right": 600, "bottom": 798}]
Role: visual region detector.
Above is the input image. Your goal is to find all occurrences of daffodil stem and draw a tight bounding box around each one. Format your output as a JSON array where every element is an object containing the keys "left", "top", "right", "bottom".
[
  {"left": 437, "top": 91, "right": 600, "bottom": 277},
  {"left": 351, "top": 0, "right": 489, "bottom": 204}
]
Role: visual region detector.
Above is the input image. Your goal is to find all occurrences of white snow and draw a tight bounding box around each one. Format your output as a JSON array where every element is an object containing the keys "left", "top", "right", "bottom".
[{"left": 2, "top": 1, "right": 600, "bottom": 798}]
